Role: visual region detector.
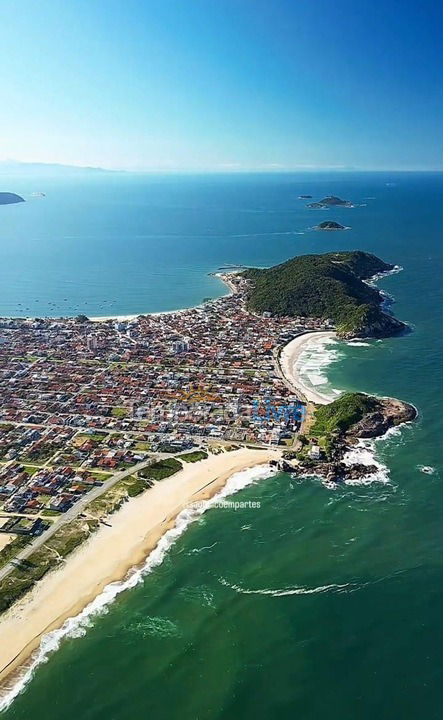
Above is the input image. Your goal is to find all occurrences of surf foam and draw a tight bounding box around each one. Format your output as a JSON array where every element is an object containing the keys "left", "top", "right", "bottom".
[
  {"left": 341, "top": 424, "right": 408, "bottom": 486},
  {"left": 0, "top": 463, "right": 275, "bottom": 712},
  {"left": 294, "top": 336, "right": 342, "bottom": 400},
  {"left": 219, "top": 578, "right": 360, "bottom": 596}
]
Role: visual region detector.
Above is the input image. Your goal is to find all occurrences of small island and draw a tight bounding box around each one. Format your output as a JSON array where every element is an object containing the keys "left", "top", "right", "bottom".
[
  {"left": 315, "top": 220, "right": 346, "bottom": 231},
  {"left": 242, "top": 250, "right": 407, "bottom": 338},
  {"left": 0, "top": 192, "right": 25, "bottom": 205},
  {"left": 298, "top": 194, "right": 313, "bottom": 199},
  {"left": 307, "top": 195, "right": 353, "bottom": 208}
]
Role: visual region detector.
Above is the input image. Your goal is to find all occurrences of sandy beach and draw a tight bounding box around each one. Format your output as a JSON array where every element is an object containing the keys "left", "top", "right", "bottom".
[
  {"left": 0, "top": 447, "right": 280, "bottom": 690},
  {"left": 279, "top": 331, "right": 337, "bottom": 405}
]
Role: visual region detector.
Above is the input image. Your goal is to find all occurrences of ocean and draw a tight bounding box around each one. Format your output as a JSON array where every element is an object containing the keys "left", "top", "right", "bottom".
[{"left": 1, "top": 171, "right": 443, "bottom": 719}]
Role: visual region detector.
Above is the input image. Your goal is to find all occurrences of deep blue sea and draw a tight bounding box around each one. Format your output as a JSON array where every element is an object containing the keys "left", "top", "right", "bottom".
[{"left": 1, "top": 171, "right": 443, "bottom": 719}]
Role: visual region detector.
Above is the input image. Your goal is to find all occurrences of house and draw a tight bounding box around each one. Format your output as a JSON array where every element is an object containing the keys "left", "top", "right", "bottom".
[{"left": 309, "top": 444, "right": 322, "bottom": 460}]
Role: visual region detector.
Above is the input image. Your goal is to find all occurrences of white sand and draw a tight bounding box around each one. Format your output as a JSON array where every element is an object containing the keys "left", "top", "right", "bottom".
[
  {"left": 279, "top": 331, "right": 337, "bottom": 404},
  {"left": 0, "top": 447, "right": 280, "bottom": 686}
]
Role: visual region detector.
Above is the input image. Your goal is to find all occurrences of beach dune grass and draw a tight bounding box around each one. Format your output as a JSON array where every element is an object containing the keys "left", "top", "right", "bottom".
[
  {"left": 140, "top": 458, "right": 183, "bottom": 481},
  {"left": 178, "top": 451, "right": 208, "bottom": 463},
  {"left": 0, "top": 518, "right": 98, "bottom": 613}
]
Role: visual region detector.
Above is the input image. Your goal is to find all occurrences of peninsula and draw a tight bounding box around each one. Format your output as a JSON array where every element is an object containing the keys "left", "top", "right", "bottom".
[
  {"left": 0, "top": 193, "right": 24, "bottom": 205},
  {"left": 0, "top": 250, "right": 416, "bottom": 693},
  {"left": 281, "top": 392, "right": 417, "bottom": 484},
  {"left": 242, "top": 250, "right": 407, "bottom": 338}
]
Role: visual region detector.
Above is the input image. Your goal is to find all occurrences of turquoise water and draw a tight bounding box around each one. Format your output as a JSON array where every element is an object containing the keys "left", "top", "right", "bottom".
[{"left": 1, "top": 172, "right": 443, "bottom": 718}]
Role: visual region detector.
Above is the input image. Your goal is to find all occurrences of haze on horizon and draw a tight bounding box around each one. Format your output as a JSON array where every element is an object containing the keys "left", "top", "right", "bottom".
[{"left": 1, "top": 0, "right": 442, "bottom": 172}]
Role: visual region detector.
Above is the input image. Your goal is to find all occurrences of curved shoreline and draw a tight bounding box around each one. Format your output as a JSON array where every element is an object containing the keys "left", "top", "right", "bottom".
[
  {"left": 3, "top": 273, "right": 233, "bottom": 323},
  {"left": 0, "top": 447, "right": 280, "bottom": 703},
  {"left": 278, "top": 331, "right": 337, "bottom": 405}
]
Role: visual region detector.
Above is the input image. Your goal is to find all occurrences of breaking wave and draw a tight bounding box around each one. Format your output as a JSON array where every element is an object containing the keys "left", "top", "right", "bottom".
[
  {"left": 219, "top": 577, "right": 362, "bottom": 596},
  {"left": 417, "top": 465, "right": 437, "bottom": 475},
  {"left": 342, "top": 424, "right": 410, "bottom": 486},
  {"left": 294, "top": 336, "right": 342, "bottom": 400},
  {"left": 0, "top": 464, "right": 276, "bottom": 712}
]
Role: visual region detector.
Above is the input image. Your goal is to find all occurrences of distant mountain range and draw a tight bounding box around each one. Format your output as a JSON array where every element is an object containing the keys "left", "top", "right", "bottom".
[{"left": 0, "top": 160, "right": 120, "bottom": 176}]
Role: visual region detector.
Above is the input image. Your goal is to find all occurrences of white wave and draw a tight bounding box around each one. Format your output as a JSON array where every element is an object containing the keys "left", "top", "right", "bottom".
[
  {"left": 219, "top": 577, "right": 359, "bottom": 596},
  {"left": 366, "top": 265, "right": 404, "bottom": 286},
  {"left": 306, "top": 372, "right": 329, "bottom": 387},
  {"left": 188, "top": 542, "right": 218, "bottom": 555},
  {"left": 294, "top": 337, "right": 342, "bottom": 401},
  {"left": 0, "top": 464, "right": 275, "bottom": 712},
  {"left": 417, "top": 465, "right": 437, "bottom": 475},
  {"left": 345, "top": 341, "right": 371, "bottom": 347},
  {"left": 342, "top": 439, "right": 390, "bottom": 486},
  {"left": 341, "top": 423, "right": 408, "bottom": 486}
]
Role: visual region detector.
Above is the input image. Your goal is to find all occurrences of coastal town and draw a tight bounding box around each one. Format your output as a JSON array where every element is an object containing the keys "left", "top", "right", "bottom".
[{"left": 0, "top": 273, "right": 331, "bottom": 539}]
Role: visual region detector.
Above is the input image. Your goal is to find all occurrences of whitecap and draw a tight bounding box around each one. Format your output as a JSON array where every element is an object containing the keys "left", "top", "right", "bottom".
[
  {"left": 219, "top": 577, "right": 359, "bottom": 596},
  {"left": 294, "top": 337, "right": 342, "bottom": 401},
  {"left": 341, "top": 423, "right": 410, "bottom": 486},
  {"left": 0, "top": 463, "right": 276, "bottom": 712},
  {"left": 417, "top": 465, "right": 437, "bottom": 475},
  {"left": 188, "top": 542, "right": 218, "bottom": 555},
  {"left": 341, "top": 439, "right": 390, "bottom": 485}
]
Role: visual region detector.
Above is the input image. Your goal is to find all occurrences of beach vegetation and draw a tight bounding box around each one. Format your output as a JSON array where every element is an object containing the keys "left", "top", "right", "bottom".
[
  {"left": 178, "top": 451, "right": 208, "bottom": 463},
  {"left": 0, "top": 536, "right": 31, "bottom": 571},
  {"left": 140, "top": 458, "right": 182, "bottom": 481},
  {"left": 0, "top": 518, "right": 99, "bottom": 613},
  {"left": 310, "top": 392, "right": 378, "bottom": 438}
]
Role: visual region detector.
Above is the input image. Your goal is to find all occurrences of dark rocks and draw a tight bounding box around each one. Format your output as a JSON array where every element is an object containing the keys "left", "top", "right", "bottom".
[
  {"left": 338, "top": 309, "right": 408, "bottom": 340},
  {"left": 351, "top": 411, "right": 390, "bottom": 438},
  {"left": 277, "top": 459, "right": 297, "bottom": 473},
  {"left": 350, "top": 398, "right": 417, "bottom": 438}
]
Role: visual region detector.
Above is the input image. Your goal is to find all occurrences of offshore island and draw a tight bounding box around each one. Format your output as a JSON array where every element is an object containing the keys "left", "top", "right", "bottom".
[
  {"left": 314, "top": 220, "right": 347, "bottom": 231},
  {"left": 0, "top": 193, "right": 25, "bottom": 205},
  {"left": 307, "top": 195, "right": 353, "bottom": 208},
  {"left": 0, "top": 249, "right": 416, "bottom": 694}
]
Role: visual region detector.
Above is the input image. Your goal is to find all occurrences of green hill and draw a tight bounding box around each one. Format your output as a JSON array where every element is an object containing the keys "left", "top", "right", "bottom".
[
  {"left": 310, "top": 392, "right": 378, "bottom": 436},
  {"left": 242, "top": 250, "right": 406, "bottom": 337}
]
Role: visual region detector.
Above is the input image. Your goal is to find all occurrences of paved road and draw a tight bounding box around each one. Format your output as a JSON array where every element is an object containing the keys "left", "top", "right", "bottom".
[{"left": 0, "top": 449, "right": 201, "bottom": 582}]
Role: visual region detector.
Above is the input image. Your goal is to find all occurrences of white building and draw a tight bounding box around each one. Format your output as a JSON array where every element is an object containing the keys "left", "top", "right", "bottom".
[
  {"left": 86, "top": 334, "right": 98, "bottom": 351},
  {"left": 309, "top": 444, "right": 322, "bottom": 460}
]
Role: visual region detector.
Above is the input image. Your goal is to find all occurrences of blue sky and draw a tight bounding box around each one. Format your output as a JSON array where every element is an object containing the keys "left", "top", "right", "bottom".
[{"left": 1, "top": 0, "right": 442, "bottom": 171}]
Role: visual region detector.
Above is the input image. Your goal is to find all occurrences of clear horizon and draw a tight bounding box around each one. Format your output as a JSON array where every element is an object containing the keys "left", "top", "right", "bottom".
[
  {"left": 2, "top": 159, "right": 443, "bottom": 174},
  {"left": 1, "top": 0, "right": 442, "bottom": 172}
]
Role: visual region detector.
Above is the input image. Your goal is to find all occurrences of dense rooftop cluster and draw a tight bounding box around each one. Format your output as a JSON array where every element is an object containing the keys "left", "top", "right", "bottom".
[{"left": 0, "top": 274, "right": 330, "bottom": 528}]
